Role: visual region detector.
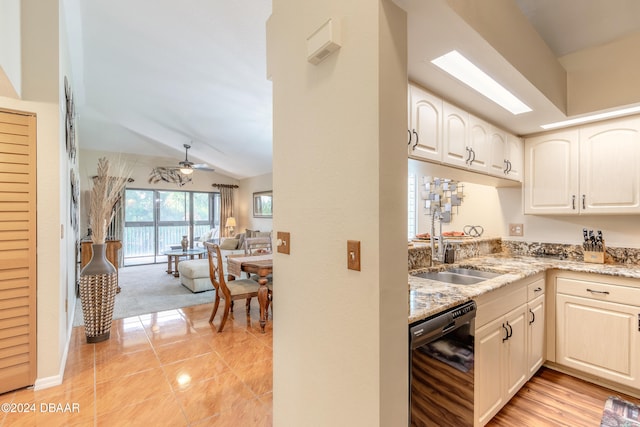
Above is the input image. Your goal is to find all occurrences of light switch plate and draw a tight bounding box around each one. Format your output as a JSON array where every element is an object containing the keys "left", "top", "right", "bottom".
[
  {"left": 509, "top": 223, "right": 524, "bottom": 236},
  {"left": 347, "top": 240, "right": 361, "bottom": 271},
  {"left": 277, "top": 231, "right": 290, "bottom": 255}
]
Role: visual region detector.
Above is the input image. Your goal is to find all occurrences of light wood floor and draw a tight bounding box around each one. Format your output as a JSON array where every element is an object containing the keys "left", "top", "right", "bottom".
[{"left": 488, "top": 367, "right": 640, "bottom": 427}]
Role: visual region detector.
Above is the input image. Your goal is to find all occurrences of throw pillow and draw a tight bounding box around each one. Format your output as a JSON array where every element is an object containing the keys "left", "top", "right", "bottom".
[
  {"left": 235, "top": 233, "right": 245, "bottom": 249},
  {"left": 220, "top": 238, "right": 239, "bottom": 250}
]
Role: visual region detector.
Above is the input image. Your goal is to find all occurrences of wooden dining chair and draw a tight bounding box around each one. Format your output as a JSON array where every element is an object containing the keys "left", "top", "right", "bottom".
[{"left": 204, "top": 242, "right": 260, "bottom": 332}]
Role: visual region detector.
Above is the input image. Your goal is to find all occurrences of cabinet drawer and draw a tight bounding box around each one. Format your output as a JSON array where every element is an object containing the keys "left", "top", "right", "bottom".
[
  {"left": 557, "top": 277, "right": 640, "bottom": 307},
  {"left": 527, "top": 279, "right": 545, "bottom": 300},
  {"left": 476, "top": 284, "right": 527, "bottom": 328}
]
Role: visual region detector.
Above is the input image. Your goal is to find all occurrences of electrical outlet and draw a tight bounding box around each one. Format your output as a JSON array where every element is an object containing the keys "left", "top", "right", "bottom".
[
  {"left": 347, "top": 240, "right": 361, "bottom": 271},
  {"left": 509, "top": 223, "right": 524, "bottom": 236}
]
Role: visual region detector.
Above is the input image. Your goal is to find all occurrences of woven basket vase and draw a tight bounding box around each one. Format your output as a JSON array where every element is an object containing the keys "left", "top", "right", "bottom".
[{"left": 79, "top": 243, "right": 118, "bottom": 343}]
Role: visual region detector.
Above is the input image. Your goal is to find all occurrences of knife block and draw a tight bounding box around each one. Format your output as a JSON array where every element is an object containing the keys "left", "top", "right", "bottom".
[{"left": 583, "top": 243, "right": 605, "bottom": 264}]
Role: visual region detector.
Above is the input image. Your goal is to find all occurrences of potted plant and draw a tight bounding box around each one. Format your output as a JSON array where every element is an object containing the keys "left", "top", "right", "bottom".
[{"left": 79, "top": 157, "right": 131, "bottom": 343}]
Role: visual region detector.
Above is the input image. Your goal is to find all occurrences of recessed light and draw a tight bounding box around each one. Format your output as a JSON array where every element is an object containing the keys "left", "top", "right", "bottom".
[
  {"left": 431, "top": 50, "right": 532, "bottom": 115},
  {"left": 541, "top": 105, "right": 640, "bottom": 129}
]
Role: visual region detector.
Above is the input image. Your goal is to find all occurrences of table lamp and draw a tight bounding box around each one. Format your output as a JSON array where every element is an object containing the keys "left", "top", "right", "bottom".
[{"left": 225, "top": 217, "right": 236, "bottom": 236}]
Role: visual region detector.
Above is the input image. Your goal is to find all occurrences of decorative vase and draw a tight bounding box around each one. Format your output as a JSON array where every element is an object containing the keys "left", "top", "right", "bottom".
[
  {"left": 79, "top": 244, "right": 118, "bottom": 343},
  {"left": 181, "top": 235, "right": 189, "bottom": 251}
]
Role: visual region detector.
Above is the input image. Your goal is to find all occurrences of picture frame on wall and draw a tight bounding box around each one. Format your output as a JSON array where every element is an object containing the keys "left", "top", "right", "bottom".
[{"left": 253, "top": 191, "right": 273, "bottom": 218}]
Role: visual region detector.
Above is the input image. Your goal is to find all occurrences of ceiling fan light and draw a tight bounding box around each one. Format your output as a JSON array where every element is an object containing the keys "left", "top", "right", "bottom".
[{"left": 180, "top": 165, "right": 194, "bottom": 175}]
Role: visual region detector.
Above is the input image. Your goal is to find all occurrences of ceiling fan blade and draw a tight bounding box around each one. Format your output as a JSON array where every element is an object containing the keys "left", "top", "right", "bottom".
[{"left": 192, "top": 163, "right": 215, "bottom": 172}]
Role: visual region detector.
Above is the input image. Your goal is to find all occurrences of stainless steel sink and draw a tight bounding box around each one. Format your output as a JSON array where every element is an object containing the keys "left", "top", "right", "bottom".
[
  {"left": 446, "top": 268, "right": 502, "bottom": 279},
  {"left": 412, "top": 268, "right": 501, "bottom": 285}
]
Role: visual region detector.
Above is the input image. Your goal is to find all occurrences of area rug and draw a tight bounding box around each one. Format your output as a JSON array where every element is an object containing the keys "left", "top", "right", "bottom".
[
  {"left": 73, "top": 263, "right": 214, "bottom": 326},
  {"left": 600, "top": 396, "right": 640, "bottom": 427}
]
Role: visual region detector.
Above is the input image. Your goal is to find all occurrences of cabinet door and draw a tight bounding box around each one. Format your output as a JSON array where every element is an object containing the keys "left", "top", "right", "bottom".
[
  {"left": 488, "top": 126, "right": 508, "bottom": 177},
  {"left": 579, "top": 117, "right": 640, "bottom": 213},
  {"left": 408, "top": 85, "right": 442, "bottom": 162},
  {"left": 504, "top": 304, "right": 528, "bottom": 398},
  {"left": 468, "top": 115, "right": 491, "bottom": 173},
  {"left": 505, "top": 133, "right": 523, "bottom": 182},
  {"left": 442, "top": 101, "right": 469, "bottom": 168},
  {"left": 475, "top": 316, "right": 507, "bottom": 427},
  {"left": 524, "top": 130, "right": 579, "bottom": 214},
  {"left": 527, "top": 294, "right": 545, "bottom": 377},
  {"left": 556, "top": 293, "right": 640, "bottom": 389}
]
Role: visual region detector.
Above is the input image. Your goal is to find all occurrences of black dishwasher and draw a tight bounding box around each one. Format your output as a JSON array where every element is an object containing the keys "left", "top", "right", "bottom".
[{"left": 409, "top": 300, "right": 476, "bottom": 427}]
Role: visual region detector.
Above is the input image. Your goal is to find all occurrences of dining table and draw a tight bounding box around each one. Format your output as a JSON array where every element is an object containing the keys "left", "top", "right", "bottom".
[{"left": 226, "top": 253, "right": 273, "bottom": 332}]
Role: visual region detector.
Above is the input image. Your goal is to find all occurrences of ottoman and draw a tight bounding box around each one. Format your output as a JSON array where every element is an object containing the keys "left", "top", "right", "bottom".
[{"left": 178, "top": 259, "right": 213, "bottom": 293}]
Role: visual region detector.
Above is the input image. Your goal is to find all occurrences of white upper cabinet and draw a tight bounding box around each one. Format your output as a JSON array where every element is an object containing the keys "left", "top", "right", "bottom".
[
  {"left": 524, "top": 115, "right": 640, "bottom": 215},
  {"left": 579, "top": 117, "right": 640, "bottom": 213},
  {"left": 524, "top": 130, "right": 579, "bottom": 214},
  {"left": 442, "top": 101, "right": 469, "bottom": 168},
  {"left": 408, "top": 84, "right": 443, "bottom": 162},
  {"left": 467, "top": 115, "right": 492, "bottom": 174},
  {"left": 505, "top": 132, "right": 524, "bottom": 182},
  {"left": 407, "top": 83, "right": 522, "bottom": 184},
  {"left": 489, "top": 128, "right": 524, "bottom": 181}
]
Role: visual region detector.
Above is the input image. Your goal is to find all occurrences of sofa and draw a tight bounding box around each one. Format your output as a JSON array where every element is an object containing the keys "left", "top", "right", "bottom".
[{"left": 179, "top": 229, "right": 272, "bottom": 292}]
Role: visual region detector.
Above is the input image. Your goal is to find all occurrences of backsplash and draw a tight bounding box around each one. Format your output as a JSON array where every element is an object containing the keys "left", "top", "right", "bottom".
[
  {"left": 502, "top": 240, "right": 640, "bottom": 265},
  {"left": 408, "top": 238, "right": 502, "bottom": 270},
  {"left": 409, "top": 238, "right": 640, "bottom": 271}
]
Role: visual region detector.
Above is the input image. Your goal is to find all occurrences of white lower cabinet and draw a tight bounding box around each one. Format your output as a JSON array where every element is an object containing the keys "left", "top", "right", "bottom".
[
  {"left": 474, "top": 273, "right": 544, "bottom": 427},
  {"left": 555, "top": 273, "right": 640, "bottom": 390},
  {"left": 527, "top": 293, "right": 546, "bottom": 376}
]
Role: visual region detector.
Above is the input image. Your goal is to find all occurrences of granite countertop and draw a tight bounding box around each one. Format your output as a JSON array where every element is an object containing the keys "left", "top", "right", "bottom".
[{"left": 408, "top": 254, "right": 640, "bottom": 324}]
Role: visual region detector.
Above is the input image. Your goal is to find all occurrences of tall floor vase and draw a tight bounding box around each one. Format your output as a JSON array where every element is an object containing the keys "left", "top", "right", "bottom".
[{"left": 79, "top": 243, "right": 118, "bottom": 343}]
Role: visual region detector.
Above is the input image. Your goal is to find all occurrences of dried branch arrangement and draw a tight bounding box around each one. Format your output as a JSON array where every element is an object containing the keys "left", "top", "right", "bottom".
[{"left": 89, "top": 157, "right": 132, "bottom": 244}]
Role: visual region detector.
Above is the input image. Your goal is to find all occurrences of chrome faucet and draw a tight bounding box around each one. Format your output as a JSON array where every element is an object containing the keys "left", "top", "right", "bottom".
[{"left": 430, "top": 206, "right": 444, "bottom": 264}]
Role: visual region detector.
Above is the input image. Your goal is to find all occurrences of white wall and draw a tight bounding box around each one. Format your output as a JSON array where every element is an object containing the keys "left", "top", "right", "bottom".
[
  {"left": 498, "top": 187, "right": 640, "bottom": 248},
  {"left": 269, "top": 1, "right": 407, "bottom": 425},
  {"left": 78, "top": 149, "right": 240, "bottom": 234},
  {"left": 409, "top": 158, "right": 640, "bottom": 249},
  {"left": 238, "top": 172, "right": 273, "bottom": 233},
  {"left": 409, "top": 159, "right": 503, "bottom": 238},
  {"left": 0, "top": 0, "right": 21, "bottom": 98}
]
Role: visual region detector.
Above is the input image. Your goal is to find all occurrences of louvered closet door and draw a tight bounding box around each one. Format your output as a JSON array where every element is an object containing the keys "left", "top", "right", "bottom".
[{"left": 0, "top": 109, "right": 36, "bottom": 393}]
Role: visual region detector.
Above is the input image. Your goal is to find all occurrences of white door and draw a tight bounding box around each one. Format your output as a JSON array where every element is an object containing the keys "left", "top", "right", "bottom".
[
  {"left": 504, "top": 304, "right": 528, "bottom": 398},
  {"left": 505, "top": 133, "right": 523, "bottom": 182},
  {"left": 475, "top": 316, "right": 506, "bottom": 427},
  {"left": 488, "top": 126, "right": 508, "bottom": 177},
  {"left": 524, "top": 130, "right": 579, "bottom": 214},
  {"left": 556, "top": 293, "right": 640, "bottom": 389},
  {"left": 527, "top": 294, "right": 545, "bottom": 376},
  {"left": 467, "top": 115, "right": 491, "bottom": 173},
  {"left": 579, "top": 117, "right": 640, "bottom": 213},
  {"left": 408, "top": 85, "right": 442, "bottom": 162},
  {"left": 442, "top": 101, "right": 469, "bottom": 168}
]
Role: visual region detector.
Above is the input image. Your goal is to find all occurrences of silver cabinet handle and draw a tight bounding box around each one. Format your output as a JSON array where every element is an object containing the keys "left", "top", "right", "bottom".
[
  {"left": 572, "top": 195, "right": 576, "bottom": 210},
  {"left": 465, "top": 147, "right": 471, "bottom": 164},
  {"left": 582, "top": 194, "right": 586, "bottom": 210},
  {"left": 408, "top": 129, "right": 412, "bottom": 145},
  {"left": 533, "top": 287, "right": 542, "bottom": 293},
  {"left": 412, "top": 130, "right": 419, "bottom": 149},
  {"left": 502, "top": 323, "right": 509, "bottom": 342},
  {"left": 470, "top": 148, "right": 476, "bottom": 164},
  {"left": 529, "top": 308, "right": 535, "bottom": 325},
  {"left": 587, "top": 288, "right": 610, "bottom": 295}
]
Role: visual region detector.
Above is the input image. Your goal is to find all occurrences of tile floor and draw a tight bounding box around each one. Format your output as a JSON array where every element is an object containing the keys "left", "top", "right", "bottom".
[{"left": 0, "top": 301, "right": 273, "bottom": 426}]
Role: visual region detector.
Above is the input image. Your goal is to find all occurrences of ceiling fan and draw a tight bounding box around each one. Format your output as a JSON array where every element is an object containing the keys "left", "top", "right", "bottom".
[
  {"left": 148, "top": 143, "right": 215, "bottom": 186},
  {"left": 176, "top": 143, "right": 214, "bottom": 175}
]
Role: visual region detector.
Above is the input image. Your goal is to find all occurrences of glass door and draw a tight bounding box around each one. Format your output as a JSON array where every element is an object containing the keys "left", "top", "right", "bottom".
[{"left": 123, "top": 189, "right": 220, "bottom": 265}]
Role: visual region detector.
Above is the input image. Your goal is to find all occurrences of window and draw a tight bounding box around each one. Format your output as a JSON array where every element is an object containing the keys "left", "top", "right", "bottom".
[
  {"left": 123, "top": 189, "right": 220, "bottom": 265},
  {"left": 408, "top": 173, "right": 417, "bottom": 240}
]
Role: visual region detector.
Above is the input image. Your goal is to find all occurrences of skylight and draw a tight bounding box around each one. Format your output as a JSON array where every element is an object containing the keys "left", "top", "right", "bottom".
[
  {"left": 431, "top": 50, "right": 532, "bottom": 115},
  {"left": 541, "top": 105, "right": 640, "bottom": 129}
]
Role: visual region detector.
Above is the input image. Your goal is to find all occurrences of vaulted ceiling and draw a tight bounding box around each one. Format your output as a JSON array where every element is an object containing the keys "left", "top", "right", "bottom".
[{"left": 64, "top": 0, "right": 640, "bottom": 179}]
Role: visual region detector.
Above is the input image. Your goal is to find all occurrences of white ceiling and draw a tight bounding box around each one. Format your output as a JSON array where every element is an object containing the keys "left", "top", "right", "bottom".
[{"left": 65, "top": 0, "right": 640, "bottom": 179}]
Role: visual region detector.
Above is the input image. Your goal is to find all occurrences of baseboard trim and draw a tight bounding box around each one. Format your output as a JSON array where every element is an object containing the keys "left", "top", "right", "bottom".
[
  {"left": 544, "top": 362, "right": 640, "bottom": 399},
  {"left": 33, "top": 307, "right": 75, "bottom": 391}
]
